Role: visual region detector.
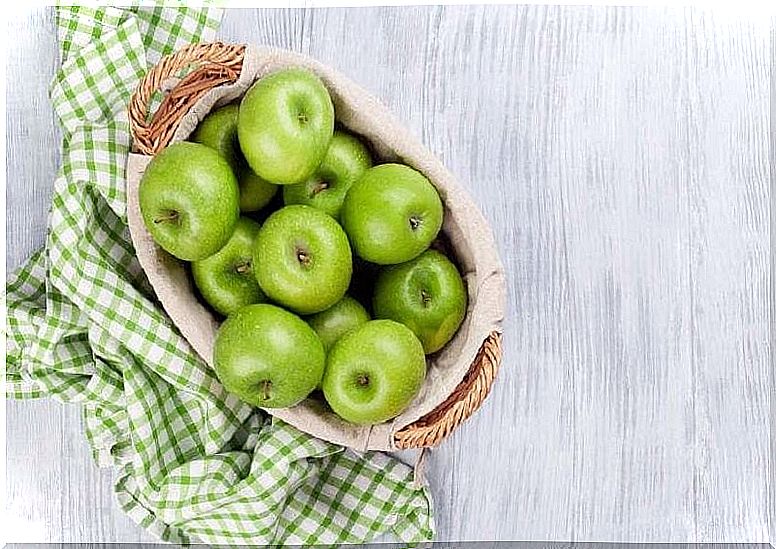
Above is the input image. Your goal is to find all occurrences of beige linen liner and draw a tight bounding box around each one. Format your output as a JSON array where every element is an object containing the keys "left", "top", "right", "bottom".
[{"left": 126, "top": 44, "right": 506, "bottom": 451}]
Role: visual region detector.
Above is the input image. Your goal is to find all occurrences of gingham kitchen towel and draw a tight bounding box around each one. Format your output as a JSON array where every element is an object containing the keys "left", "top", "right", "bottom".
[{"left": 6, "top": 5, "right": 434, "bottom": 545}]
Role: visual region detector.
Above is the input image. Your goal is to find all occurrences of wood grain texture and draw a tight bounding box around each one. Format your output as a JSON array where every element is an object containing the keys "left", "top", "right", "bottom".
[
  {"left": 769, "top": 19, "right": 775, "bottom": 548},
  {"left": 6, "top": 5, "right": 772, "bottom": 544}
]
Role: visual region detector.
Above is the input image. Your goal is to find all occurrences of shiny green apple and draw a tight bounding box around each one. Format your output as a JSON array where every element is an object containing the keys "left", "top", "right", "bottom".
[
  {"left": 238, "top": 68, "right": 334, "bottom": 185},
  {"left": 191, "top": 217, "right": 265, "bottom": 316},
  {"left": 373, "top": 249, "right": 467, "bottom": 354},
  {"left": 253, "top": 205, "right": 352, "bottom": 314},
  {"left": 341, "top": 163, "right": 443, "bottom": 265},
  {"left": 238, "top": 170, "right": 278, "bottom": 212},
  {"left": 213, "top": 303, "right": 325, "bottom": 408},
  {"left": 283, "top": 130, "right": 372, "bottom": 219},
  {"left": 307, "top": 295, "right": 370, "bottom": 351},
  {"left": 139, "top": 141, "right": 239, "bottom": 261},
  {"left": 322, "top": 320, "right": 426, "bottom": 425}
]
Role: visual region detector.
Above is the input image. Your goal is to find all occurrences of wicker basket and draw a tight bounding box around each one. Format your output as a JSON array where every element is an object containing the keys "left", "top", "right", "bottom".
[{"left": 127, "top": 42, "right": 504, "bottom": 450}]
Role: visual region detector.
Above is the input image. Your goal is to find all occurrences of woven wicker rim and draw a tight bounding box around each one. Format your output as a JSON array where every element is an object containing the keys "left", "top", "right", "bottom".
[{"left": 127, "top": 41, "right": 503, "bottom": 449}]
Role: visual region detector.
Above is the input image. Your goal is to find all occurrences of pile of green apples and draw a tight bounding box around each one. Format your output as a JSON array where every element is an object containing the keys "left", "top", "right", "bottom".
[{"left": 139, "top": 68, "right": 467, "bottom": 426}]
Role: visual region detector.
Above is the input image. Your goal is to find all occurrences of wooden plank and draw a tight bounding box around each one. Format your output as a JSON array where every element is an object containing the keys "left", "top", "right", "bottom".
[
  {"left": 680, "top": 9, "right": 771, "bottom": 541},
  {"left": 5, "top": 5, "right": 771, "bottom": 543}
]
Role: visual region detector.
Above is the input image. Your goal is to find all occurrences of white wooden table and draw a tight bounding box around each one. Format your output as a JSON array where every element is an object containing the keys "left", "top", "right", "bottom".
[{"left": 6, "top": 6, "right": 773, "bottom": 544}]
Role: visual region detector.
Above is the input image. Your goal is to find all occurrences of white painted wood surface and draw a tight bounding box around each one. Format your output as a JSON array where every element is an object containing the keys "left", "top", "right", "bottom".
[{"left": 5, "top": 6, "right": 772, "bottom": 544}]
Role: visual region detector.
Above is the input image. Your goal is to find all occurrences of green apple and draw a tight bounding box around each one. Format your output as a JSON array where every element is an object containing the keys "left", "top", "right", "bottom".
[
  {"left": 283, "top": 130, "right": 372, "bottom": 219},
  {"left": 213, "top": 303, "right": 325, "bottom": 408},
  {"left": 190, "top": 104, "right": 242, "bottom": 167},
  {"left": 190, "top": 104, "right": 278, "bottom": 212},
  {"left": 341, "top": 163, "right": 443, "bottom": 265},
  {"left": 249, "top": 189, "right": 285, "bottom": 225},
  {"left": 238, "top": 169, "right": 278, "bottom": 212},
  {"left": 307, "top": 296, "right": 370, "bottom": 351},
  {"left": 238, "top": 68, "right": 334, "bottom": 185},
  {"left": 373, "top": 249, "right": 467, "bottom": 354},
  {"left": 322, "top": 320, "right": 426, "bottom": 425},
  {"left": 139, "top": 141, "right": 239, "bottom": 261},
  {"left": 191, "top": 217, "right": 265, "bottom": 316},
  {"left": 253, "top": 205, "right": 352, "bottom": 314}
]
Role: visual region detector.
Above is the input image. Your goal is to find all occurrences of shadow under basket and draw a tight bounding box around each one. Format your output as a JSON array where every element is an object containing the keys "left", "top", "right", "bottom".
[{"left": 126, "top": 42, "right": 506, "bottom": 451}]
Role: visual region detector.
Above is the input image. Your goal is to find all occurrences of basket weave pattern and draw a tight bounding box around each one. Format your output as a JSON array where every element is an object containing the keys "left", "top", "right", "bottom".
[{"left": 128, "top": 41, "right": 503, "bottom": 449}]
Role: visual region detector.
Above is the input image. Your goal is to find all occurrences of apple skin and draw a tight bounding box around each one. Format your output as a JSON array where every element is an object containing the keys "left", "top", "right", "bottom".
[
  {"left": 253, "top": 205, "right": 352, "bottom": 315},
  {"left": 191, "top": 104, "right": 278, "bottom": 212},
  {"left": 214, "top": 303, "right": 325, "bottom": 408},
  {"left": 307, "top": 295, "right": 370, "bottom": 352},
  {"left": 190, "top": 104, "right": 242, "bottom": 168},
  {"left": 322, "top": 319, "right": 426, "bottom": 425},
  {"left": 341, "top": 163, "right": 443, "bottom": 265},
  {"left": 249, "top": 189, "right": 286, "bottom": 226},
  {"left": 191, "top": 217, "right": 266, "bottom": 316},
  {"left": 238, "top": 169, "right": 278, "bottom": 212},
  {"left": 283, "top": 130, "right": 372, "bottom": 219},
  {"left": 139, "top": 141, "right": 239, "bottom": 261},
  {"left": 373, "top": 249, "right": 467, "bottom": 354},
  {"left": 238, "top": 68, "right": 334, "bottom": 185}
]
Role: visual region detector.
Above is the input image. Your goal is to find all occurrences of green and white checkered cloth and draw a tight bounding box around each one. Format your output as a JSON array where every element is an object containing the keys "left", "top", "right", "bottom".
[{"left": 6, "top": 5, "right": 434, "bottom": 545}]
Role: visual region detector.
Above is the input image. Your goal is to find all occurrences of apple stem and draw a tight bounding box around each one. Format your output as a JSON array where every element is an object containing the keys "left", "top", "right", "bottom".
[
  {"left": 235, "top": 261, "right": 251, "bottom": 274},
  {"left": 296, "top": 249, "right": 311, "bottom": 266},
  {"left": 310, "top": 180, "right": 330, "bottom": 197},
  {"left": 260, "top": 380, "right": 272, "bottom": 401},
  {"left": 409, "top": 216, "right": 421, "bottom": 231},
  {"left": 153, "top": 210, "right": 179, "bottom": 224},
  {"left": 420, "top": 289, "right": 431, "bottom": 307}
]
